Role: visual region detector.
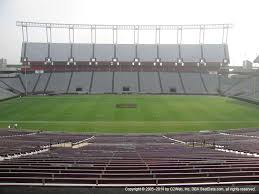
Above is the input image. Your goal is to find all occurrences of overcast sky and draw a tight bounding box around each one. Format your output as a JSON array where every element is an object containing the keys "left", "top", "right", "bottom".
[{"left": 0, "top": 0, "right": 259, "bottom": 65}]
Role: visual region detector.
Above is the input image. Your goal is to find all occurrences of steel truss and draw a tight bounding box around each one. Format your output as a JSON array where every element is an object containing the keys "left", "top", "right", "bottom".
[{"left": 17, "top": 21, "right": 232, "bottom": 44}]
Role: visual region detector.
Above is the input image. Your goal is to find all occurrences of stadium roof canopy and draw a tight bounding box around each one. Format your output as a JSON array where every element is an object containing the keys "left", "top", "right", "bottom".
[
  {"left": 17, "top": 21, "right": 232, "bottom": 31},
  {"left": 17, "top": 21, "right": 232, "bottom": 67},
  {"left": 17, "top": 21, "right": 232, "bottom": 45}
]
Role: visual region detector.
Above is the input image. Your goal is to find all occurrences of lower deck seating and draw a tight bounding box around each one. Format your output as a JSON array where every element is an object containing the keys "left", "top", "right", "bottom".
[
  {"left": 91, "top": 72, "right": 113, "bottom": 93},
  {"left": 202, "top": 73, "right": 219, "bottom": 94},
  {"left": 0, "top": 87, "right": 16, "bottom": 100},
  {"left": 68, "top": 72, "right": 92, "bottom": 93},
  {"left": 181, "top": 73, "right": 206, "bottom": 94},
  {"left": 114, "top": 72, "right": 139, "bottom": 93},
  {"left": 0, "top": 131, "right": 91, "bottom": 156},
  {"left": 20, "top": 73, "right": 39, "bottom": 94},
  {"left": 0, "top": 131, "right": 259, "bottom": 186},
  {"left": 1, "top": 72, "right": 227, "bottom": 95},
  {"left": 0, "top": 77, "right": 24, "bottom": 93},
  {"left": 160, "top": 72, "right": 184, "bottom": 93},
  {"left": 139, "top": 72, "right": 161, "bottom": 93},
  {"left": 225, "top": 77, "right": 254, "bottom": 96},
  {"left": 46, "top": 72, "right": 71, "bottom": 94},
  {"left": 34, "top": 73, "right": 50, "bottom": 93},
  {"left": 219, "top": 75, "right": 259, "bottom": 101}
]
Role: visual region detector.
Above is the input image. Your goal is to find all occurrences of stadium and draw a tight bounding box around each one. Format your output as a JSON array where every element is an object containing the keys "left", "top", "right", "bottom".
[{"left": 1, "top": 12, "right": 259, "bottom": 194}]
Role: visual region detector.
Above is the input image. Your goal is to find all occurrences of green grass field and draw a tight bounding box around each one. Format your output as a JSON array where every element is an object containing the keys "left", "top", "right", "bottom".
[{"left": 0, "top": 95, "right": 259, "bottom": 133}]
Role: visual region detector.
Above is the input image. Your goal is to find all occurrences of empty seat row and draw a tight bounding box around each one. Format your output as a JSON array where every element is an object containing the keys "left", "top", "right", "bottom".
[
  {"left": 22, "top": 43, "right": 229, "bottom": 64},
  {"left": 14, "top": 72, "right": 219, "bottom": 94}
]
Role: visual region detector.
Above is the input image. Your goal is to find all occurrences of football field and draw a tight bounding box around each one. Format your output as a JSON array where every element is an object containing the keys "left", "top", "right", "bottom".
[{"left": 0, "top": 95, "right": 259, "bottom": 133}]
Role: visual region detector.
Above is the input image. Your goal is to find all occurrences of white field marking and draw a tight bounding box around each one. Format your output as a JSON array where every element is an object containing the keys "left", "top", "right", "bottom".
[
  {"left": 72, "top": 142, "right": 89, "bottom": 149},
  {"left": 72, "top": 136, "right": 95, "bottom": 149},
  {"left": 0, "top": 136, "right": 94, "bottom": 161},
  {"left": 163, "top": 135, "right": 259, "bottom": 158},
  {"left": 162, "top": 135, "right": 186, "bottom": 144},
  {"left": 163, "top": 135, "right": 223, "bottom": 148},
  {"left": 219, "top": 132, "right": 259, "bottom": 139},
  {"left": 50, "top": 142, "right": 73, "bottom": 148},
  {"left": 0, "top": 137, "right": 96, "bottom": 161},
  {"left": 215, "top": 148, "right": 259, "bottom": 158},
  {"left": 0, "top": 148, "right": 49, "bottom": 162},
  {"left": 0, "top": 132, "right": 38, "bottom": 138},
  {"left": 39, "top": 136, "right": 95, "bottom": 149},
  {"left": 0, "top": 137, "right": 94, "bottom": 160},
  {"left": 73, "top": 136, "right": 95, "bottom": 145}
]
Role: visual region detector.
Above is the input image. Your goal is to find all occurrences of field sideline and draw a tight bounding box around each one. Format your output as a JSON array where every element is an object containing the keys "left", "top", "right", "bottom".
[{"left": 0, "top": 95, "right": 259, "bottom": 133}]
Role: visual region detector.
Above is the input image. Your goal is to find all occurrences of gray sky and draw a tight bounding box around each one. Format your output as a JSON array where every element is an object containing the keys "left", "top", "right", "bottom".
[{"left": 0, "top": 0, "right": 259, "bottom": 65}]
